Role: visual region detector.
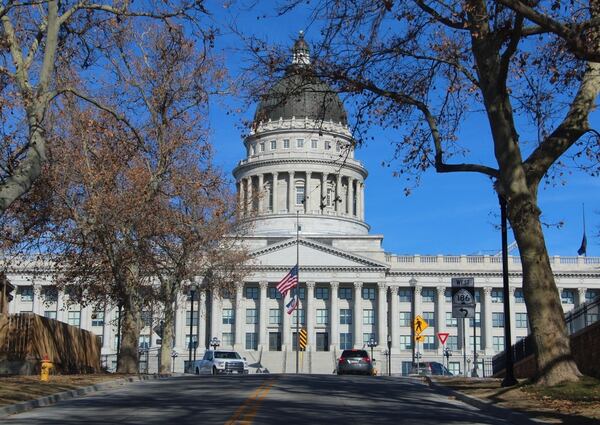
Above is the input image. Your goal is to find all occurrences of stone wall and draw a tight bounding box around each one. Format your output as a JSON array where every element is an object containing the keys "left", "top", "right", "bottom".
[{"left": 0, "top": 313, "right": 101, "bottom": 375}]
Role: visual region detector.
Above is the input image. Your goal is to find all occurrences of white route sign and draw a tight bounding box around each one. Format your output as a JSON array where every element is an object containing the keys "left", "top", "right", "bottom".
[{"left": 451, "top": 277, "right": 475, "bottom": 318}]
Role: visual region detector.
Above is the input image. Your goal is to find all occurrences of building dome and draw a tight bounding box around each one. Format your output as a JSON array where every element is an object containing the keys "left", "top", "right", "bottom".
[{"left": 253, "top": 33, "right": 348, "bottom": 126}]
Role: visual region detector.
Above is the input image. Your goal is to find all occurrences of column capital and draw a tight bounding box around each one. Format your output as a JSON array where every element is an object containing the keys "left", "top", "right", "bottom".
[
  {"left": 330, "top": 281, "right": 340, "bottom": 290},
  {"left": 377, "top": 282, "right": 387, "bottom": 290},
  {"left": 272, "top": 171, "right": 278, "bottom": 178},
  {"left": 235, "top": 282, "right": 244, "bottom": 292},
  {"left": 353, "top": 281, "right": 363, "bottom": 289},
  {"left": 306, "top": 281, "right": 316, "bottom": 290},
  {"left": 483, "top": 286, "right": 493, "bottom": 295},
  {"left": 259, "top": 281, "right": 269, "bottom": 290},
  {"left": 578, "top": 287, "right": 587, "bottom": 296},
  {"left": 389, "top": 284, "right": 399, "bottom": 294},
  {"left": 509, "top": 286, "right": 516, "bottom": 295},
  {"left": 414, "top": 285, "right": 422, "bottom": 295}
]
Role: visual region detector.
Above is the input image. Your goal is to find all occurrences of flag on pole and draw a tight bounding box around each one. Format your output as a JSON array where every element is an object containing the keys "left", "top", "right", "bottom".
[
  {"left": 277, "top": 265, "right": 298, "bottom": 296},
  {"left": 577, "top": 233, "right": 587, "bottom": 256},
  {"left": 286, "top": 294, "right": 299, "bottom": 315}
]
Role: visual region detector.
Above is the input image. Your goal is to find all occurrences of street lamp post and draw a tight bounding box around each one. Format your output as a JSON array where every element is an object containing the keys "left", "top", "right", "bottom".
[
  {"left": 367, "top": 338, "right": 378, "bottom": 370},
  {"left": 171, "top": 351, "right": 178, "bottom": 373},
  {"left": 387, "top": 335, "right": 392, "bottom": 376},
  {"left": 188, "top": 285, "right": 197, "bottom": 368},
  {"left": 210, "top": 337, "right": 220, "bottom": 351},
  {"left": 443, "top": 348, "right": 452, "bottom": 376}
]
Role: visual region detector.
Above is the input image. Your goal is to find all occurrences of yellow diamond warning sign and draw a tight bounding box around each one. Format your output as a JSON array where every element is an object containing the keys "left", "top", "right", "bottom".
[{"left": 414, "top": 315, "right": 428, "bottom": 336}]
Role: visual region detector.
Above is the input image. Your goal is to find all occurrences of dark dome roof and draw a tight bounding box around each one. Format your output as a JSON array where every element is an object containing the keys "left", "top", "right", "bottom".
[{"left": 254, "top": 71, "right": 348, "bottom": 126}]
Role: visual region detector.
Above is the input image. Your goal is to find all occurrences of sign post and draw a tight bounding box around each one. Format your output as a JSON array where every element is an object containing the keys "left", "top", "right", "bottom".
[
  {"left": 452, "top": 278, "right": 475, "bottom": 377},
  {"left": 437, "top": 332, "right": 449, "bottom": 375},
  {"left": 413, "top": 315, "right": 428, "bottom": 375}
]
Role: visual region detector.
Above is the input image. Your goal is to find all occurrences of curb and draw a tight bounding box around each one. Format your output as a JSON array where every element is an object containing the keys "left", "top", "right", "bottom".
[
  {"left": 0, "top": 373, "right": 178, "bottom": 418},
  {"left": 424, "top": 377, "right": 540, "bottom": 425}
]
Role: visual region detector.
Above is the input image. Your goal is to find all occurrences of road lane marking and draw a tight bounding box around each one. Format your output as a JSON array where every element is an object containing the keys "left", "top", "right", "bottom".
[{"left": 225, "top": 378, "right": 276, "bottom": 425}]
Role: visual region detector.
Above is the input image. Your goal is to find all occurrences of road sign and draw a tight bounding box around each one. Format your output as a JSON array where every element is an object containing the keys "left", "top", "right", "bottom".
[
  {"left": 414, "top": 315, "right": 428, "bottom": 335},
  {"left": 415, "top": 335, "right": 425, "bottom": 342},
  {"left": 451, "top": 277, "right": 475, "bottom": 318},
  {"left": 452, "top": 305, "right": 475, "bottom": 318},
  {"left": 437, "top": 332, "right": 449, "bottom": 345},
  {"left": 299, "top": 328, "right": 308, "bottom": 350}
]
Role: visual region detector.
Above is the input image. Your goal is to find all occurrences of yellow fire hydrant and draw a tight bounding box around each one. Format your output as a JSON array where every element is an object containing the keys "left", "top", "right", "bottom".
[{"left": 40, "top": 355, "right": 53, "bottom": 382}]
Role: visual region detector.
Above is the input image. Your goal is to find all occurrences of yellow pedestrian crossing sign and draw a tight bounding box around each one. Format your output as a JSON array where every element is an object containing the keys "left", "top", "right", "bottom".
[
  {"left": 414, "top": 315, "right": 428, "bottom": 335},
  {"left": 415, "top": 335, "right": 425, "bottom": 342}
]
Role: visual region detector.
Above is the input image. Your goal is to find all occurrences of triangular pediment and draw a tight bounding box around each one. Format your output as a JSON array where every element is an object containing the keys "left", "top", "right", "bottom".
[{"left": 250, "top": 238, "right": 388, "bottom": 269}]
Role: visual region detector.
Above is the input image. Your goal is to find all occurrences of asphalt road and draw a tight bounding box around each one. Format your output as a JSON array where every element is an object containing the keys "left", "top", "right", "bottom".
[{"left": 5, "top": 374, "right": 514, "bottom": 424}]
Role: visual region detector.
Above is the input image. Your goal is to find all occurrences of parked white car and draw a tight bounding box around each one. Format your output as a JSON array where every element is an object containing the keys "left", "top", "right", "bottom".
[{"left": 191, "top": 350, "right": 249, "bottom": 375}]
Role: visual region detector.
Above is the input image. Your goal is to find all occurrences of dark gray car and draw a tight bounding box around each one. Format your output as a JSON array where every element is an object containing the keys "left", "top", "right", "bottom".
[{"left": 337, "top": 349, "right": 374, "bottom": 375}]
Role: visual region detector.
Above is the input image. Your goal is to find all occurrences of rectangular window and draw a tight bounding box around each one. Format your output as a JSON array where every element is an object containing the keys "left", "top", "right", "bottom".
[
  {"left": 245, "top": 287, "right": 259, "bottom": 299},
  {"left": 139, "top": 335, "right": 150, "bottom": 349},
  {"left": 423, "top": 312, "right": 435, "bottom": 328},
  {"left": 67, "top": 311, "right": 81, "bottom": 327},
  {"left": 423, "top": 335, "right": 436, "bottom": 350},
  {"left": 283, "top": 139, "right": 290, "bottom": 149},
  {"left": 290, "top": 287, "right": 305, "bottom": 300},
  {"left": 222, "top": 309, "right": 235, "bottom": 324},
  {"left": 473, "top": 335, "right": 482, "bottom": 351},
  {"left": 19, "top": 286, "right": 34, "bottom": 302},
  {"left": 469, "top": 311, "right": 481, "bottom": 328},
  {"left": 493, "top": 336, "right": 505, "bottom": 352},
  {"left": 325, "top": 140, "right": 332, "bottom": 150},
  {"left": 270, "top": 140, "right": 277, "bottom": 150},
  {"left": 399, "top": 335, "right": 412, "bottom": 350},
  {"left": 362, "top": 288, "right": 375, "bottom": 300},
  {"left": 398, "top": 289, "right": 412, "bottom": 302},
  {"left": 269, "top": 308, "right": 281, "bottom": 325},
  {"left": 291, "top": 308, "right": 305, "bottom": 325},
  {"left": 515, "top": 288, "right": 525, "bottom": 303},
  {"left": 44, "top": 311, "right": 57, "bottom": 320},
  {"left": 340, "top": 333, "right": 352, "bottom": 349},
  {"left": 311, "top": 139, "right": 318, "bottom": 149},
  {"left": 44, "top": 287, "right": 58, "bottom": 302},
  {"left": 340, "top": 309, "right": 352, "bottom": 325},
  {"left": 491, "top": 289, "right": 503, "bottom": 303},
  {"left": 492, "top": 312, "right": 505, "bottom": 327},
  {"left": 316, "top": 309, "right": 329, "bottom": 325},
  {"left": 245, "top": 332, "right": 258, "bottom": 350},
  {"left": 446, "top": 312, "right": 457, "bottom": 327},
  {"left": 296, "top": 138, "right": 304, "bottom": 148},
  {"left": 585, "top": 313, "right": 598, "bottom": 326},
  {"left": 561, "top": 289, "right": 574, "bottom": 304},
  {"left": 449, "top": 362, "right": 461, "bottom": 376},
  {"left": 399, "top": 311, "right": 411, "bottom": 327},
  {"left": 268, "top": 286, "right": 282, "bottom": 299},
  {"left": 246, "top": 308, "right": 258, "bottom": 324},
  {"left": 516, "top": 313, "right": 528, "bottom": 328},
  {"left": 315, "top": 287, "right": 329, "bottom": 300},
  {"left": 186, "top": 310, "right": 199, "bottom": 326},
  {"left": 222, "top": 332, "right": 234, "bottom": 347},
  {"left": 92, "top": 311, "right": 105, "bottom": 327},
  {"left": 585, "top": 290, "right": 598, "bottom": 302},
  {"left": 338, "top": 287, "right": 352, "bottom": 300},
  {"left": 447, "top": 335, "right": 458, "bottom": 351},
  {"left": 296, "top": 186, "right": 305, "bottom": 205},
  {"left": 474, "top": 289, "right": 481, "bottom": 303},
  {"left": 260, "top": 142, "right": 265, "bottom": 152},
  {"left": 141, "top": 311, "right": 152, "bottom": 328},
  {"left": 421, "top": 288, "right": 435, "bottom": 303},
  {"left": 445, "top": 289, "right": 452, "bottom": 303},
  {"left": 363, "top": 333, "right": 375, "bottom": 345},
  {"left": 362, "top": 309, "right": 374, "bottom": 325}
]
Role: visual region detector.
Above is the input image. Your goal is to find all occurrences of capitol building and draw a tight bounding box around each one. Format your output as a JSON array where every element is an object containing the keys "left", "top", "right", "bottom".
[{"left": 6, "top": 35, "right": 600, "bottom": 376}]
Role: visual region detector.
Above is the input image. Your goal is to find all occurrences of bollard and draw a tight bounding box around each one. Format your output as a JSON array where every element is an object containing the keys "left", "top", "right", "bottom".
[{"left": 40, "top": 355, "right": 53, "bottom": 382}]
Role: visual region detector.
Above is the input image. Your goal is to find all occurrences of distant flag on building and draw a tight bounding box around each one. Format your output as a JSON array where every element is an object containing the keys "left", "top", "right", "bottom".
[
  {"left": 577, "top": 203, "right": 587, "bottom": 256},
  {"left": 277, "top": 265, "right": 298, "bottom": 296},
  {"left": 286, "top": 294, "right": 299, "bottom": 315}
]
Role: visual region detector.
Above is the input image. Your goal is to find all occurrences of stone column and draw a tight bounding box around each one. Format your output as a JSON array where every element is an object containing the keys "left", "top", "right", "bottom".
[
  {"left": 436, "top": 286, "right": 446, "bottom": 352},
  {"left": 272, "top": 172, "right": 279, "bottom": 213},
  {"left": 377, "top": 282, "right": 388, "bottom": 348},
  {"left": 237, "top": 181, "right": 243, "bottom": 217},
  {"left": 350, "top": 179, "right": 356, "bottom": 216},
  {"left": 413, "top": 285, "right": 422, "bottom": 319},
  {"left": 306, "top": 282, "right": 316, "bottom": 350},
  {"left": 282, "top": 291, "right": 291, "bottom": 349},
  {"left": 259, "top": 281, "right": 269, "bottom": 350},
  {"left": 257, "top": 174, "right": 264, "bottom": 213},
  {"left": 234, "top": 283, "right": 244, "bottom": 350},
  {"left": 357, "top": 182, "right": 363, "bottom": 220},
  {"left": 353, "top": 282, "right": 363, "bottom": 348},
  {"left": 335, "top": 174, "right": 341, "bottom": 213},
  {"left": 288, "top": 171, "right": 294, "bottom": 213},
  {"left": 198, "top": 291, "right": 207, "bottom": 349},
  {"left": 330, "top": 282, "right": 339, "bottom": 350},
  {"left": 210, "top": 291, "right": 221, "bottom": 341},
  {"left": 483, "top": 287, "right": 493, "bottom": 354},
  {"left": 345, "top": 176, "right": 351, "bottom": 214},
  {"left": 247, "top": 176, "right": 253, "bottom": 213},
  {"left": 389, "top": 285, "right": 399, "bottom": 349},
  {"left": 305, "top": 172, "right": 311, "bottom": 213},
  {"left": 102, "top": 308, "right": 112, "bottom": 352},
  {"left": 80, "top": 305, "right": 91, "bottom": 330}
]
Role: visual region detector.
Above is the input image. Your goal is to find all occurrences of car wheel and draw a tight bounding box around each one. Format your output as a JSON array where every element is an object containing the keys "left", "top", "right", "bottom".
[
  {"left": 195, "top": 368, "right": 200, "bottom": 375},
  {"left": 212, "top": 366, "right": 218, "bottom": 375}
]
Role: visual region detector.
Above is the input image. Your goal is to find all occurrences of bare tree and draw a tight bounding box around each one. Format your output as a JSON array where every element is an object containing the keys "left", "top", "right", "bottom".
[{"left": 249, "top": 0, "right": 600, "bottom": 385}]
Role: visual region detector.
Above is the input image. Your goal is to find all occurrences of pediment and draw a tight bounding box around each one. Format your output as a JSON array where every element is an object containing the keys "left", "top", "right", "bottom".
[{"left": 250, "top": 238, "right": 388, "bottom": 269}]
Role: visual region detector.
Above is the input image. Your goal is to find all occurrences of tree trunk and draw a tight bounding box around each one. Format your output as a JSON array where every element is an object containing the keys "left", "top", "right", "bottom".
[
  {"left": 117, "top": 298, "right": 141, "bottom": 374},
  {"left": 508, "top": 192, "right": 582, "bottom": 386},
  {"left": 159, "top": 278, "right": 176, "bottom": 374}
]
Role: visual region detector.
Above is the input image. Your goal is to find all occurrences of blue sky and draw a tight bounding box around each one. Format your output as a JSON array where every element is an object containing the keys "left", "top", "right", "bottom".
[{"left": 204, "top": 1, "right": 598, "bottom": 257}]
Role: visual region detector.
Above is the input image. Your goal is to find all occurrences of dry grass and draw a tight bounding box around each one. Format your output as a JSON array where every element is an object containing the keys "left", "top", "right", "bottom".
[
  {"left": 433, "top": 376, "right": 600, "bottom": 425},
  {"left": 0, "top": 374, "right": 135, "bottom": 406}
]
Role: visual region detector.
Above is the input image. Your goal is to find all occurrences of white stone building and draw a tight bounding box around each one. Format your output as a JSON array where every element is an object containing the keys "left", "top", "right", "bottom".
[{"left": 5, "top": 35, "right": 600, "bottom": 375}]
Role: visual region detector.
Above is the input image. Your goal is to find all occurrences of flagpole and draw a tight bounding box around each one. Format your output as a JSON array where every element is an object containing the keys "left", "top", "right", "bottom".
[{"left": 296, "top": 210, "right": 300, "bottom": 374}]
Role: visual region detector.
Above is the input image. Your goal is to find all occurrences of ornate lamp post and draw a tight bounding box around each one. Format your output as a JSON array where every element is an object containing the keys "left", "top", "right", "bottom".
[
  {"left": 387, "top": 334, "right": 392, "bottom": 376},
  {"left": 210, "top": 337, "right": 221, "bottom": 351},
  {"left": 188, "top": 284, "right": 197, "bottom": 367},
  {"left": 367, "top": 337, "right": 378, "bottom": 363},
  {"left": 171, "top": 350, "right": 178, "bottom": 373}
]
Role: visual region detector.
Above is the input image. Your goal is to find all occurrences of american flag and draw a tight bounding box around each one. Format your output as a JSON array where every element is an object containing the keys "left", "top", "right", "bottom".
[
  {"left": 277, "top": 265, "right": 298, "bottom": 296},
  {"left": 286, "top": 295, "right": 299, "bottom": 315}
]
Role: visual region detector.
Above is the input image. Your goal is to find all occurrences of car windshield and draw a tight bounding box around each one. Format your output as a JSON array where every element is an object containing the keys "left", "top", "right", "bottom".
[
  {"left": 214, "top": 351, "right": 241, "bottom": 359},
  {"left": 341, "top": 350, "right": 368, "bottom": 358}
]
